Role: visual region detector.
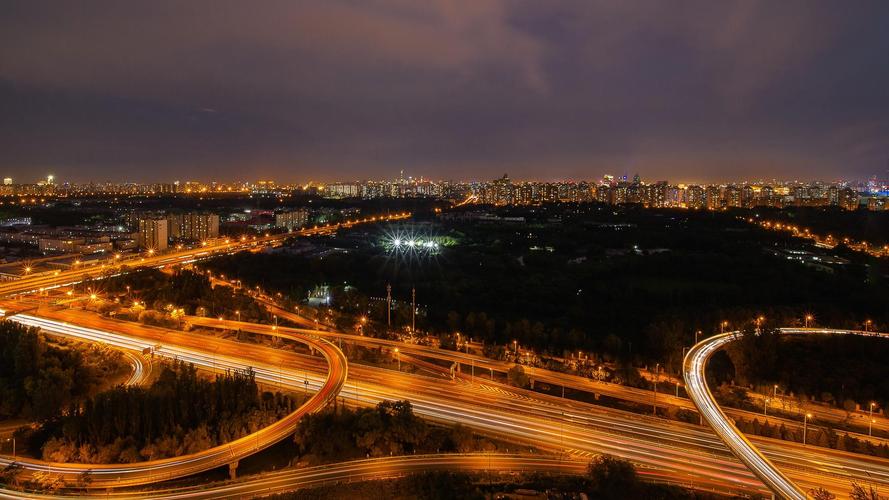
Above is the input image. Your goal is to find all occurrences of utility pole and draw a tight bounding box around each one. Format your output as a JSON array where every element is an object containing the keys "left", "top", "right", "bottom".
[
  {"left": 411, "top": 286, "right": 416, "bottom": 333},
  {"left": 653, "top": 363, "right": 659, "bottom": 415},
  {"left": 803, "top": 413, "right": 811, "bottom": 445},
  {"left": 386, "top": 284, "right": 392, "bottom": 329}
]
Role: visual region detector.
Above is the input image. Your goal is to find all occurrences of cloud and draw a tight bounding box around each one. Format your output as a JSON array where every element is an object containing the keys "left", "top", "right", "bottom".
[{"left": 0, "top": 0, "right": 887, "bottom": 182}]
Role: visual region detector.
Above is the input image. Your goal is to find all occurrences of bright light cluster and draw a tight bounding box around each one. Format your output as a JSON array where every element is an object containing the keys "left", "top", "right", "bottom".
[
  {"left": 392, "top": 238, "right": 439, "bottom": 250},
  {"left": 382, "top": 229, "right": 443, "bottom": 256}
]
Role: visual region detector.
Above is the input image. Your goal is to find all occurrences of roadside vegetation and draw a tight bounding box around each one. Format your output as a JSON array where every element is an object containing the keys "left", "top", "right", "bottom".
[
  {"left": 16, "top": 361, "right": 298, "bottom": 463},
  {"left": 269, "top": 455, "right": 724, "bottom": 500},
  {"left": 202, "top": 205, "right": 889, "bottom": 374},
  {"left": 291, "top": 400, "right": 501, "bottom": 464},
  {"left": 0, "top": 321, "right": 127, "bottom": 421}
]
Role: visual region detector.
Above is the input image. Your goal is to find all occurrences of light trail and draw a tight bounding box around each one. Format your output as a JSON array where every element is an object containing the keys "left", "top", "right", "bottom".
[
  {"left": 24, "top": 308, "right": 889, "bottom": 497},
  {"left": 684, "top": 327, "right": 889, "bottom": 500},
  {"left": 0, "top": 454, "right": 594, "bottom": 500},
  {"left": 0, "top": 314, "right": 347, "bottom": 488},
  {"left": 0, "top": 213, "right": 410, "bottom": 298}
]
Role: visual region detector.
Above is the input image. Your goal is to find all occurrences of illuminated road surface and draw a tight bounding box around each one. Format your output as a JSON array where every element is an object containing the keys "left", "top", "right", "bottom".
[
  {"left": 0, "top": 213, "right": 409, "bottom": 298},
  {"left": 10, "top": 311, "right": 889, "bottom": 497},
  {"left": 0, "top": 314, "right": 347, "bottom": 488},
  {"left": 0, "top": 454, "right": 591, "bottom": 499},
  {"left": 684, "top": 328, "right": 889, "bottom": 500},
  {"left": 197, "top": 310, "right": 889, "bottom": 446}
]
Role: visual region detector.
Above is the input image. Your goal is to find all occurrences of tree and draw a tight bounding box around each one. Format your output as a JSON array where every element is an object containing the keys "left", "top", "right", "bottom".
[
  {"left": 0, "top": 463, "right": 22, "bottom": 487},
  {"left": 507, "top": 364, "right": 529, "bottom": 388},
  {"left": 446, "top": 311, "right": 461, "bottom": 332},
  {"left": 810, "top": 487, "right": 836, "bottom": 500},
  {"left": 850, "top": 482, "right": 886, "bottom": 500},
  {"left": 587, "top": 455, "right": 639, "bottom": 499}
]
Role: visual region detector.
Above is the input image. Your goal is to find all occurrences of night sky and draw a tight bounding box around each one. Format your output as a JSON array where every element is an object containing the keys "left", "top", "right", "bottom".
[{"left": 1, "top": 1, "right": 888, "bottom": 183}]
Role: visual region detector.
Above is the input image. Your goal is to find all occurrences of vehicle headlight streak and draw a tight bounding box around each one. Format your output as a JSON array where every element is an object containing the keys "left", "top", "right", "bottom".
[
  {"left": 684, "top": 327, "right": 889, "bottom": 500},
  {"left": 0, "top": 314, "right": 347, "bottom": 488}
]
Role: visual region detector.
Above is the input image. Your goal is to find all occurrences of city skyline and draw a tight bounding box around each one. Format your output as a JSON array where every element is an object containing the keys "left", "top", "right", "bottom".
[
  {"left": 3, "top": 3, "right": 889, "bottom": 499},
  {"left": 2, "top": 1, "right": 889, "bottom": 182}
]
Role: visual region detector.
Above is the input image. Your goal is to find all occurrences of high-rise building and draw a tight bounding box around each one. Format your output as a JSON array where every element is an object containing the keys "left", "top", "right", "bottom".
[
  {"left": 169, "top": 213, "right": 219, "bottom": 241},
  {"left": 705, "top": 186, "right": 722, "bottom": 210},
  {"left": 741, "top": 185, "right": 756, "bottom": 208},
  {"left": 724, "top": 186, "right": 742, "bottom": 208},
  {"left": 685, "top": 185, "right": 705, "bottom": 209},
  {"left": 839, "top": 188, "right": 859, "bottom": 210},
  {"left": 275, "top": 209, "right": 310, "bottom": 230},
  {"left": 137, "top": 217, "right": 169, "bottom": 251}
]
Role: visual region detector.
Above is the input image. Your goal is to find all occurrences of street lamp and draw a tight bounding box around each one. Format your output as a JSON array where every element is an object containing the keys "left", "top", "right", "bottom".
[
  {"left": 803, "top": 413, "right": 812, "bottom": 445},
  {"left": 720, "top": 321, "right": 728, "bottom": 335},
  {"left": 513, "top": 340, "right": 518, "bottom": 357},
  {"left": 394, "top": 348, "right": 400, "bottom": 371},
  {"left": 870, "top": 402, "right": 876, "bottom": 436},
  {"left": 5, "top": 437, "right": 14, "bottom": 459},
  {"left": 235, "top": 310, "right": 240, "bottom": 322},
  {"left": 804, "top": 314, "right": 813, "bottom": 328},
  {"left": 764, "top": 398, "right": 770, "bottom": 416},
  {"left": 865, "top": 319, "right": 873, "bottom": 332}
]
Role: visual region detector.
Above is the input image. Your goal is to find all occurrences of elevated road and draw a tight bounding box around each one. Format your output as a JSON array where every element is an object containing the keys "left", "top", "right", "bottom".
[
  {"left": 196, "top": 312, "right": 889, "bottom": 446},
  {"left": 0, "top": 454, "right": 594, "bottom": 500},
  {"left": 684, "top": 327, "right": 889, "bottom": 500},
  {"left": 0, "top": 313, "right": 348, "bottom": 488},
  {"left": 14, "top": 308, "right": 889, "bottom": 498}
]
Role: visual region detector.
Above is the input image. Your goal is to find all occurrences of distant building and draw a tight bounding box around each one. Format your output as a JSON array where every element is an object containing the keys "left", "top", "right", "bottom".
[
  {"left": 2, "top": 178, "right": 11, "bottom": 186},
  {"left": 137, "top": 217, "right": 169, "bottom": 251},
  {"left": 867, "top": 197, "right": 886, "bottom": 211},
  {"left": 0, "top": 217, "right": 31, "bottom": 227},
  {"left": 38, "top": 237, "right": 112, "bottom": 255},
  {"left": 838, "top": 189, "right": 859, "bottom": 210},
  {"left": 275, "top": 209, "right": 310, "bottom": 230},
  {"left": 169, "top": 213, "right": 219, "bottom": 241},
  {"left": 324, "top": 183, "right": 360, "bottom": 199},
  {"left": 685, "top": 185, "right": 705, "bottom": 209}
]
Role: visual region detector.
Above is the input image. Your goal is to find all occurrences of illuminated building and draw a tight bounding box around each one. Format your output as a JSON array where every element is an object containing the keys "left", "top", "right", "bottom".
[{"left": 137, "top": 217, "right": 169, "bottom": 251}]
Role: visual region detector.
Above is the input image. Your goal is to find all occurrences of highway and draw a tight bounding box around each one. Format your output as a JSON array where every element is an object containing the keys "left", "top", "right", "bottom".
[
  {"left": 15, "top": 307, "right": 889, "bottom": 498},
  {"left": 197, "top": 305, "right": 889, "bottom": 447},
  {"left": 121, "top": 350, "right": 152, "bottom": 387},
  {"left": 684, "top": 327, "right": 889, "bottom": 500},
  {"left": 0, "top": 454, "right": 593, "bottom": 499},
  {"left": 0, "top": 313, "right": 348, "bottom": 488},
  {"left": 0, "top": 213, "right": 409, "bottom": 298}
]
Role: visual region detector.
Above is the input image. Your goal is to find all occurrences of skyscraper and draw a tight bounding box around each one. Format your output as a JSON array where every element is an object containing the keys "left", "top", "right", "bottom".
[{"left": 137, "top": 217, "right": 169, "bottom": 251}]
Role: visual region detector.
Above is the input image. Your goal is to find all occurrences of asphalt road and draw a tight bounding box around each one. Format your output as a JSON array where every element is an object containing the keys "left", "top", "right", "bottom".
[
  {"left": 684, "top": 327, "right": 889, "bottom": 500},
  {"left": 11, "top": 308, "right": 889, "bottom": 498},
  {"left": 0, "top": 313, "right": 348, "bottom": 489}
]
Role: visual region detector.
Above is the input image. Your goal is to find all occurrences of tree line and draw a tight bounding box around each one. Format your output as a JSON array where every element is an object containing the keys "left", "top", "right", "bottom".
[
  {"left": 201, "top": 208, "right": 889, "bottom": 371},
  {"left": 0, "top": 321, "right": 117, "bottom": 421},
  {"left": 292, "top": 400, "right": 490, "bottom": 464},
  {"left": 31, "top": 361, "right": 296, "bottom": 463}
]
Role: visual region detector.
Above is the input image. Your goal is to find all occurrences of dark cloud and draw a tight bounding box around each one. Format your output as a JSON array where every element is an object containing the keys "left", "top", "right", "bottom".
[{"left": 1, "top": 0, "right": 887, "bottom": 182}]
